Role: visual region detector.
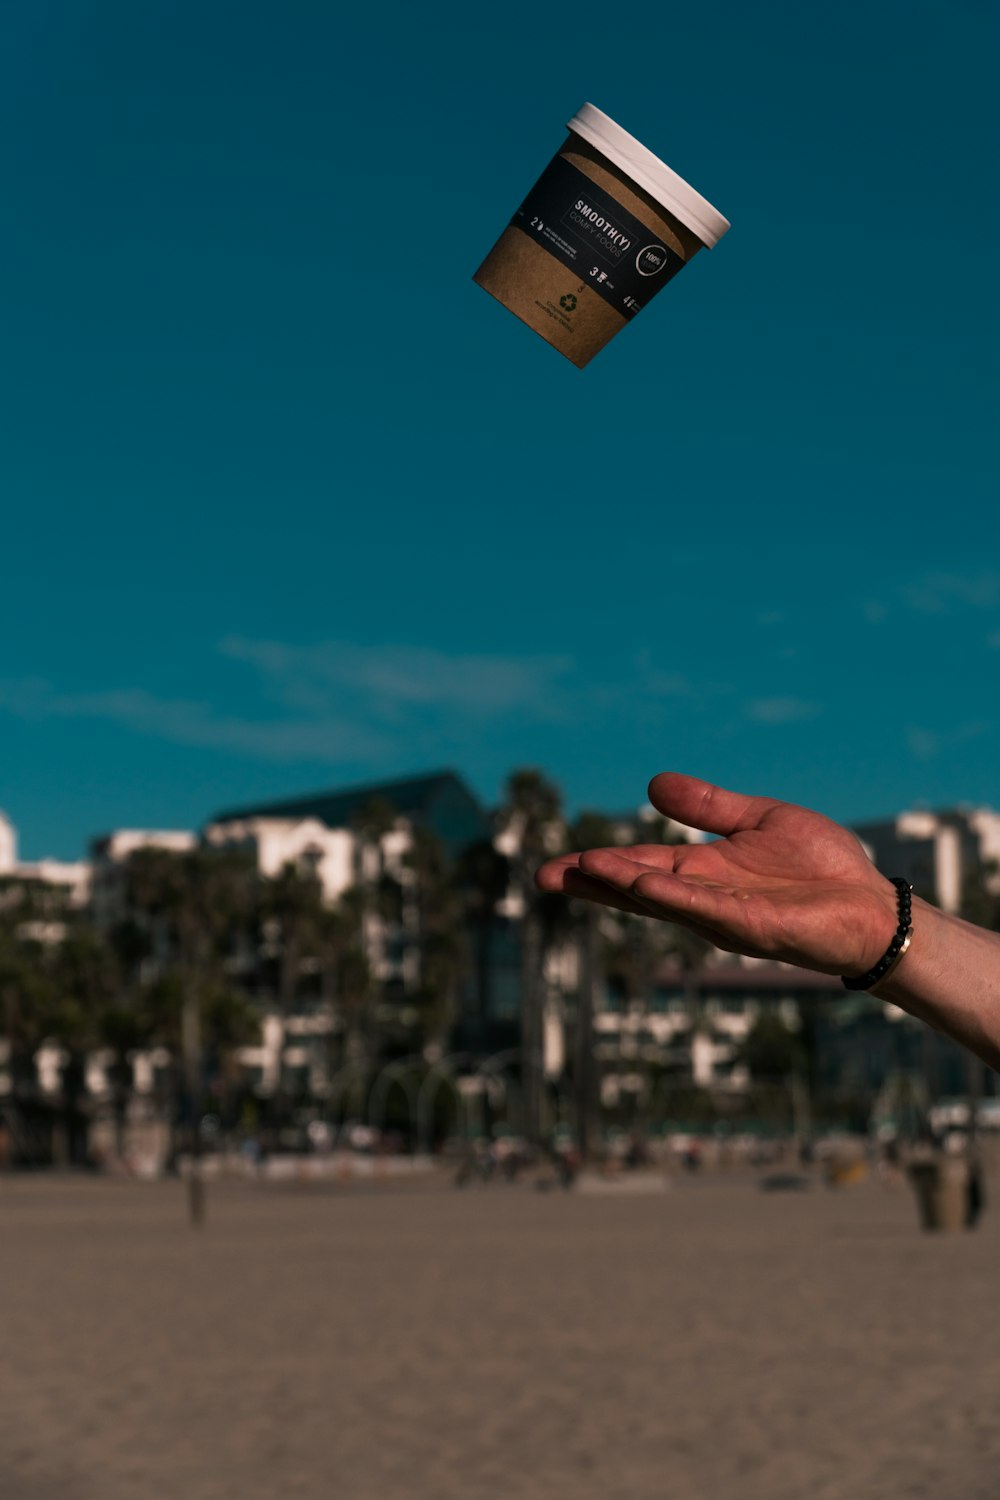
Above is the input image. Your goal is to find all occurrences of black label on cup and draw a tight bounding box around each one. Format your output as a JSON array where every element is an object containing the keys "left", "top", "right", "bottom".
[{"left": 511, "top": 154, "right": 686, "bottom": 320}]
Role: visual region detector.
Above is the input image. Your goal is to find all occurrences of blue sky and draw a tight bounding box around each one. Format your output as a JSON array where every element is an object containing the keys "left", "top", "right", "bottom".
[{"left": 2, "top": 0, "right": 997, "bottom": 858}]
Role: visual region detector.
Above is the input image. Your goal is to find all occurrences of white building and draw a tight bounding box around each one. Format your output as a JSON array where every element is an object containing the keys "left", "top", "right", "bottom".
[
  {"left": 204, "top": 816, "right": 367, "bottom": 1095},
  {"left": 93, "top": 829, "right": 197, "bottom": 862},
  {"left": 854, "top": 806, "right": 1000, "bottom": 915},
  {"left": 202, "top": 815, "right": 355, "bottom": 905},
  {"left": 590, "top": 959, "right": 839, "bottom": 1101},
  {"left": 0, "top": 810, "right": 91, "bottom": 906},
  {"left": 0, "top": 810, "right": 16, "bottom": 873},
  {"left": 89, "top": 828, "right": 197, "bottom": 927},
  {"left": 13, "top": 858, "right": 92, "bottom": 907}
]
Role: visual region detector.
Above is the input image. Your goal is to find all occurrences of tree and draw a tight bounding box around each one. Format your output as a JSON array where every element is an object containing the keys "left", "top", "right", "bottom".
[
  {"left": 351, "top": 796, "right": 399, "bottom": 890},
  {"left": 46, "top": 924, "right": 122, "bottom": 1164},
  {"left": 0, "top": 879, "right": 132, "bottom": 1165},
  {"left": 337, "top": 796, "right": 406, "bottom": 1083},
  {"left": 453, "top": 837, "right": 511, "bottom": 1048},
  {"left": 498, "top": 769, "right": 566, "bottom": 1142},
  {"left": 0, "top": 879, "right": 62, "bottom": 1162},
  {"left": 258, "top": 861, "right": 328, "bottom": 1117},
  {"left": 118, "top": 845, "right": 259, "bottom": 1220},
  {"left": 567, "top": 812, "right": 618, "bottom": 1159},
  {"left": 327, "top": 885, "right": 377, "bottom": 1086},
  {"left": 738, "top": 1009, "right": 807, "bottom": 1082},
  {"left": 404, "top": 826, "right": 468, "bottom": 1060}
]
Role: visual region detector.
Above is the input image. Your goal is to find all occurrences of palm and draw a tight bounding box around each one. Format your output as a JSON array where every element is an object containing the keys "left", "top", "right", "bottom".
[{"left": 536, "top": 773, "right": 897, "bottom": 977}]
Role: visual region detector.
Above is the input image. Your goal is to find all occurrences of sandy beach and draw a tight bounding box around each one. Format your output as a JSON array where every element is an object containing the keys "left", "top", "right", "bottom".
[{"left": 1, "top": 1167, "right": 998, "bottom": 1500}]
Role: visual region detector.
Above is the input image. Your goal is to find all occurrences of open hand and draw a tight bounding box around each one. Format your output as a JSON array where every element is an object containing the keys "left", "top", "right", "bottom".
[{"left": 535, "top": 772, "right": 899, "bottom": 978}]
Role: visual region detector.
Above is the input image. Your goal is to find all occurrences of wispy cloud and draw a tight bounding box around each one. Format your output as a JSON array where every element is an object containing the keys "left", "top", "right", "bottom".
[
  {"left": 905, "top": 727, "right": 940, "bottom": 762},
  {"left": 0, "top": 679, "right": 393, "bottom": 762},
  {"left": 903, "top": 572, "right": 1000, "bottom": 615},
  {"left": 744, "top": 697, "right": 823, "bottom": 725},
  {"left": 218, "top": 637, "right": 576, "bottom": 720},
  {"left": 219, "top": 637, "right": 732, "bottom": 731},
  {"left": 0, "top": 639, "right": 730, "bottom": 767},
  {"left": 905, "top": 721, "right": 991, "bottom": 762}
]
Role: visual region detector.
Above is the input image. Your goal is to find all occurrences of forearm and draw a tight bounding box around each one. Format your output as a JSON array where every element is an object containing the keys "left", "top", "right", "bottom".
[{"left": 872, "top": 897, "right": 1000, "bottom": 1073}]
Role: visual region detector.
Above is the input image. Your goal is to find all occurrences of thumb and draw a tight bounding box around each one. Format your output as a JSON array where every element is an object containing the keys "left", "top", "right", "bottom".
[{"left": 647, "top": 772, "right": 780, "bottom": 837}]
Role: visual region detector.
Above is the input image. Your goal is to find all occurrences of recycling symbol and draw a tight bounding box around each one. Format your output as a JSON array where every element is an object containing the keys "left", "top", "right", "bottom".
[{"left": 559, "top": 293, "right": 578, "bottom": 312}]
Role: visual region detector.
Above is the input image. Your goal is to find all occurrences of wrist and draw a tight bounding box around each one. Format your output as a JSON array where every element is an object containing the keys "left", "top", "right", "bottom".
[
  {"left": 868, "top": 895, "right": 934, "bottom": 999},
  {"left": 841, "top": 877, "right": 912, "bottom": 986}
]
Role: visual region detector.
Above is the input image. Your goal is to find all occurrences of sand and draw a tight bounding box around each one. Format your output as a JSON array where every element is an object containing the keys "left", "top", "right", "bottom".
[{"left": 1, "top": 1167, "right": 999, "bottom": 1500}]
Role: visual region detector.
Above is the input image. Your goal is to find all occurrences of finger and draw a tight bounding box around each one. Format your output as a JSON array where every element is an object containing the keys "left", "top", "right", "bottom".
[
  {"left": 536, "top": 844, "right": 680, "bottom": 896},
  {"left": 578, "top": 847, "right": 673, "bottom": 888},
  {"left": 568, "top": 869, "right": 736, "bottom": 943},
  {"left": 562, "top": 867, "right": 665, "bottom": 918},
  {"left": 535, "top": 853, "right": 583, "bottom": 893},
  {"left": 666, "top": 916, "right": 733, "bottom": 949},
  {"left": 566, "top": 872, "right": 734, "bottom": 942},
  {"left": 647, "top": 772, "right": 780, "bottom": 837},
  {"left": 631, "top": 869, "right": 741, "bottom": 930},
  {"left": 605, "top": 843, "right": 686, "bottom": 870},
  {"left": 576, "top": 848, "right": 721, "bottom": 924},
  {"left": 536, "top": 852, "right": 659, "bottom": 915}
]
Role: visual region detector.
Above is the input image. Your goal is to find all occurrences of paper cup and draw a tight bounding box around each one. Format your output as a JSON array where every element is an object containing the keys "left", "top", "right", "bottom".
[{"left": 474, "top": 103, "right": 730, "bottom": 368}]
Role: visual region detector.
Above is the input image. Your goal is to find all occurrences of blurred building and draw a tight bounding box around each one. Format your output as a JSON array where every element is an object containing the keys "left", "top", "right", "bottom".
[
  {"left": 89, "top": 828, "right": 197, "bottom": 927},
  {"left": 0, "top": 809, "right": 91, "bottom": 910},
  {"left": 593, "top": 960, "right": 838, "bottom": 1093},
  {"left": 0, "top": 809, "right": 16, "bottom": 873},
  {"left": 209, "top": 769, "right": 493, "bottom": 863},
  {"left": 206, "top": 770, "right": 502, "bottom": 1098},
  {"left": 853, "top": 806, "right": 1000, "bottom": 914},
  {"left": 3, "top": 786, "right": 998, "bottom": 1157},
  {"left": 11, "top": 858, "right": 91, "bottom": 908},
  {"left": 203, "top": 815, "right": 354, "bottom": 903}
]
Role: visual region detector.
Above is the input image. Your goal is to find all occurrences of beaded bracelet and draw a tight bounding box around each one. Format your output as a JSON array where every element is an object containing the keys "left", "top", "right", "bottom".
[{"left": 841, "top": 878, "right": 913, "bottom": 992}]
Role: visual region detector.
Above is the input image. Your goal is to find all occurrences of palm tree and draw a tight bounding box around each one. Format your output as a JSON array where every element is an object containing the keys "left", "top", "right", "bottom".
[
  {"left": 498, "top": 769, "right": 566, "bottom": 1143},
  {"left": 102, "top": 912, "right": 161, "bottom": 1156},
  {"left": 565, "top": 812, "right": 619, "bottom": 1160},
  {"left": 355, "top": 795, "right": 407, "bottom": 957},
  {"left": 46, "top": 923, "right": 122, "bottom": 1165},
  {"left": 326, "top": 884, "right": 377, "bottom": 1111},
  {"left": 340, "top": 795, "right": 404, "bottom": 1078},
  {"left": 0, "top": 878, "right": 61, "bottom": 1163},
  {"left": 603, "top": 910, "right": 673, "bottom": 1128},
  {"left": 258, "top": 861, "right": 328, "bottom": 1119},
  {"left": 663, "top": 921, "right": 716, "bottom": 1095},
  {"left": 118, "top": 844, "right": 259, "bottom": 1221},
  {"left": 624, "top": 817, "right": 717, "bottom": 1104},
  {"left": 1, "top": 879, "right": 136, "bottom": 1166},
  {"left": 404, "top": 825, "right": 468, "bottom": 1061},
  {"left": 453, "top": 837, "right": 512, "bottom": 1050}
]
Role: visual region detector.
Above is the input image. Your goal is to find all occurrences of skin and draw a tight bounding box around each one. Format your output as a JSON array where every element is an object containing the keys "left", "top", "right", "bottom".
[{"left": 535, "top": 771, "right": 1000, "bottom": 1074}]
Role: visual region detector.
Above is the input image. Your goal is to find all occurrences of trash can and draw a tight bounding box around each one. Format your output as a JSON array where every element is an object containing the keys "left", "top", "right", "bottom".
[{"left": 908, "top": 1155, "right": 969, "bottom": 1231}]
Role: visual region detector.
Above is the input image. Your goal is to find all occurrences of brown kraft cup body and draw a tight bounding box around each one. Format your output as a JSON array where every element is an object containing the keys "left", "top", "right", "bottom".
[{"left": 474, "top": 106, "right": 728, "bottom": 369}]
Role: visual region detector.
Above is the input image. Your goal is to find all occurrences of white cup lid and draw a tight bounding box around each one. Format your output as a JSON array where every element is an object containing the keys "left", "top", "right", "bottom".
[{"left": 566, "top": 103, "right": 730, "bottom": 249}]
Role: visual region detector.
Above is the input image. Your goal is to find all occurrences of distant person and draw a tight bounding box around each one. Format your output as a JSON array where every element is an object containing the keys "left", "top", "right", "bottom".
[
  {"left": 682, "top": 1141, "right": 702, "bottom": 1173},
  {"left": 536, "top": 772, "right": 1000, "bottom": 1075},
  {"left": 967, "top": 1155, "right": 985, "bottom": 1227},
  {"left": 624, "top": 1132, "right": 648, "bottom": 1170},
  {"left": 550, "top": 1138, "right": 579, "bottom": 1189}
]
